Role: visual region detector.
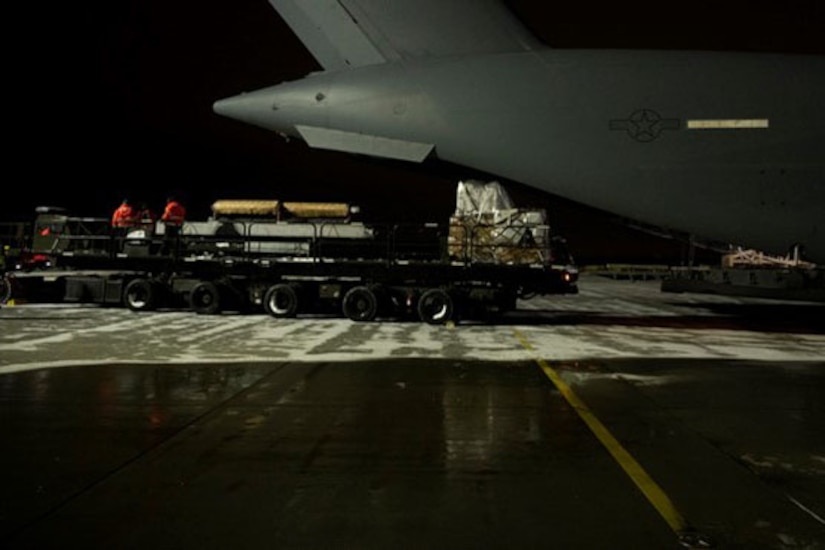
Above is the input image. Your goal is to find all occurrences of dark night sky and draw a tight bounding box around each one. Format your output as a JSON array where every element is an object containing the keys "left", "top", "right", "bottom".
[{"left": 7, "top": 0, "right": 824, "bottom": 263}]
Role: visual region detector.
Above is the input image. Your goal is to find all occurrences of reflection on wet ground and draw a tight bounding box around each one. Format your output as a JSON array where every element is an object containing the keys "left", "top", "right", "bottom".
[
  {"left": 1, "top": 358, "right": 823, "bottom": 549},
  {"left": 2, "top": 277, "right": 824, "bottom": 548}
]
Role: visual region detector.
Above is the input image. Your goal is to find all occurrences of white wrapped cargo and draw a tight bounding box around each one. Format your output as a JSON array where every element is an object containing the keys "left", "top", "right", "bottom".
[
  {"left": 449, "top": 181, "right": 551, "bottom": 265},
  {"left": 455, "top": 180, "right": 514, "bottom": 218}
]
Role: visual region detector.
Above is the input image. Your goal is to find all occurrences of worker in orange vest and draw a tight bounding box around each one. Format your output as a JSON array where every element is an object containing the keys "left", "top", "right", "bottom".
[
  {"left": 111, "top": 199, "right": 137, "bottom": 229},
  {"left": 161, "top": 196, "right": 186, "bottom": 227},
  {"left": 160, "top": 196, "right": 186, "bottom": 255}
]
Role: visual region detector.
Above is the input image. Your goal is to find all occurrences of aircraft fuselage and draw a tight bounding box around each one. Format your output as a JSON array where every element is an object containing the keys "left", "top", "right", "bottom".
[{"left": 214, "top": 49, "right": 825, "bottom": 261}]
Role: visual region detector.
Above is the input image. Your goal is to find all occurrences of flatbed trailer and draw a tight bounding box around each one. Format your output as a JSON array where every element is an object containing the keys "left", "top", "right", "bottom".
[
  {"left": 2, "top": 202, "right": 578, "bottom": 324},
  {"left": 660, "top": 246, "right": 824, "bottom": 303},
  {"left": 661, "top": 265, "right": 825, "bottom": 303}
]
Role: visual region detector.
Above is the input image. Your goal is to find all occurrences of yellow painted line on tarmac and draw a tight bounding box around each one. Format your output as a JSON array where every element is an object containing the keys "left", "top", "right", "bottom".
[{"left": 514, "top": 329, "right": 689, "bottom": 536}]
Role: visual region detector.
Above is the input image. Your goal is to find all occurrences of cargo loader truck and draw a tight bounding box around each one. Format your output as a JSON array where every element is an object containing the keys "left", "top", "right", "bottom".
[{"left": 1, "top": 182, "right": 578, "bottom": 323}]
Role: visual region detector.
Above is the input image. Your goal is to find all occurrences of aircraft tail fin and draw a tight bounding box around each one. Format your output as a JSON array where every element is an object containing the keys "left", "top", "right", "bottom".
[{"left": 267, "top": 0, "right": 542, "bottom": 71}]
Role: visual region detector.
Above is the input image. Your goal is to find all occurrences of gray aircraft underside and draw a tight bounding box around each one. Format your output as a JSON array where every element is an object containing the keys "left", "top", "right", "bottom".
[{"left": 213, "top": 0, "right": 825, "bottom": 263}]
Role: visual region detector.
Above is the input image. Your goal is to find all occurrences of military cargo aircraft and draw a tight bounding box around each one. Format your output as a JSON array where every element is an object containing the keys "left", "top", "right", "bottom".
[{"left": 213, "top": 0, "right": 824, "bottom": 263}]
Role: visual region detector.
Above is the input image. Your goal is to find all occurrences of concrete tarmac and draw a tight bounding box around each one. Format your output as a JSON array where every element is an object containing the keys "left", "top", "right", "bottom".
[{"left": 1, "top": 275, "right": 823, "bottom": 549}]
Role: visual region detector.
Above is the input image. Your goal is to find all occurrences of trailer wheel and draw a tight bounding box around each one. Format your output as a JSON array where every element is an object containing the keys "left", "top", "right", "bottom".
[
  {"left": 190, "top": 281, "right": 221, "bottom": 315},
  {"left": 123, "top": 278, "right": 158, "bottom": 312},
  {"left": 263, "top": 283, "right": 299, "bottom": 318},
  {"left": 342, "top": 285, "right": 378, "bottom": 322},
  {"left": 417, "top": 288, "right": 454, "bottom": 324}
]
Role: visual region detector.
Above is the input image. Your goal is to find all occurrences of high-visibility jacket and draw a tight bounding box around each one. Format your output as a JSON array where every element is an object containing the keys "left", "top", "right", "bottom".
[
  {"left": 112, "top": 203, "right": 137, "bottom": 228},
  {"left": 161, "top": 201, "right": 186, "bottom": 225}
]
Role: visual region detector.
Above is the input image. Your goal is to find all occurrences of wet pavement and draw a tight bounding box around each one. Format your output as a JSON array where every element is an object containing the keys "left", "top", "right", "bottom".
[{"left": 1, "top": 276, "right": 823, "bottom": 549}]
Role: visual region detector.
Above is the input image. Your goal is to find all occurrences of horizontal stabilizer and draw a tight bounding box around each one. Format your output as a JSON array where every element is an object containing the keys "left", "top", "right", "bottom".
[
  {"left": 268, "top": 0, "right": 541, "bottom": 71},
  {"left": 296, "top": 125, "right": 435, "bottom": 162}
]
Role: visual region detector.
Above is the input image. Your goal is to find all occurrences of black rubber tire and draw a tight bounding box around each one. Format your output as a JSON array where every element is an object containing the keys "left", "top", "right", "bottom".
[
  {"left": 263, "top": 283, "right": 299, "bottom": 318},
  {"left": 123, "top": 278, "right": 158, "bottom": 312},
  {"left": 417, "top": 288, "right": 454, "bottom": 324},
  {"left": 189, "top": 281, "right": 221, "bottom": 315},
  {"left": 342, "top": 285, "right": 378, "bottom": 322}
]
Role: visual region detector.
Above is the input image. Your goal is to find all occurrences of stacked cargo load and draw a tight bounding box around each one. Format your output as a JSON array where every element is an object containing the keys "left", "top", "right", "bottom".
[
  {"left": 182, "top": 199, "right": 372, "bottom": 257},
  {"left": 448, "top": 180, "right": 551, "bottom": 265}
]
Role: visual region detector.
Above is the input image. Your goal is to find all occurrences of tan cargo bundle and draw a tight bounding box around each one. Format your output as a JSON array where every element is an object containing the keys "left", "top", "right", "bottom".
[
  {"left": 210, "top": 200, "right": 351, "bottom": 221},
  {"left": 448, "top": 209, "right": 550, "bottom": 265},
  {"left": 282, "top": 202, "right": 350, "bottom": 219},
  {"left": 211, "top": 200, "right": 280, "bottom": 218}
]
